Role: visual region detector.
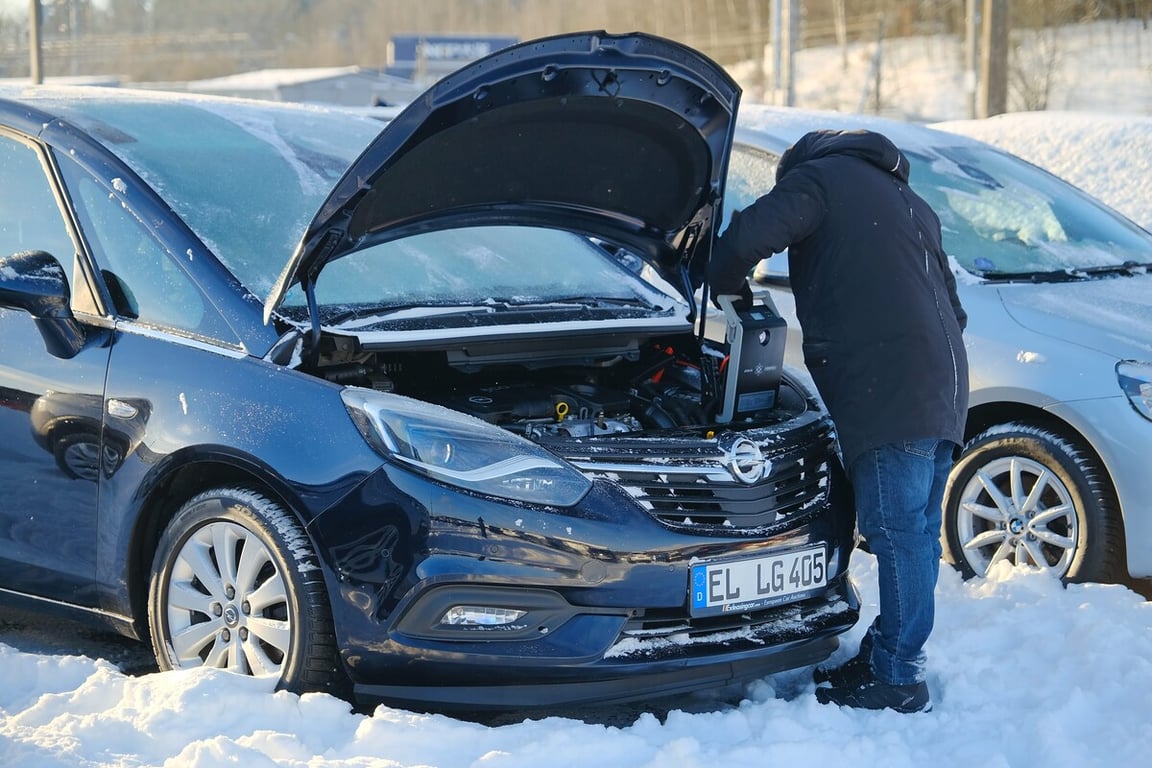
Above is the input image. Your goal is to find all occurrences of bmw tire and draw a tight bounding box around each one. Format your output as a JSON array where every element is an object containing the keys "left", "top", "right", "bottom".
[{"left": 942, "top": 423, "right": 1125, "bottom": 584}]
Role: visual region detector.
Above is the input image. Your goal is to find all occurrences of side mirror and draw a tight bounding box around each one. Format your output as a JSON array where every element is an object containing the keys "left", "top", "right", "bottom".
[{"left": 0, "top": 250, "right": 86, "bottom": 359}]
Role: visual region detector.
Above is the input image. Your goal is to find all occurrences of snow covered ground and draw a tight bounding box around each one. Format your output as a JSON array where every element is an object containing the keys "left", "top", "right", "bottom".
[
  {"left": 3, "top": 19, "right": 1152, "bottom": 768},
  {"left": 3, "top": 560, "right": 1150, "bottom": 768}
]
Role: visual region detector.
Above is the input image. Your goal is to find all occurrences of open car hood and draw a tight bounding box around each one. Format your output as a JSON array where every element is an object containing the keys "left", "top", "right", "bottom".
[{"left": 263, "top": 31, "right": 740, "bottom": 324}]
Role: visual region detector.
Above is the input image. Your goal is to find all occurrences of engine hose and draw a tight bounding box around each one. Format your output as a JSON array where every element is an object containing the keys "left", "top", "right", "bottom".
[{"left": 641, "top": 403, "right": 677, "bottom": 429}]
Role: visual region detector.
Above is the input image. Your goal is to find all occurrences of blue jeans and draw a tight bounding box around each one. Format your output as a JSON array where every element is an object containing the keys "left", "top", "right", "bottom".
[{"left": 848, "top": 439, "right": 953, "bottom": 685}]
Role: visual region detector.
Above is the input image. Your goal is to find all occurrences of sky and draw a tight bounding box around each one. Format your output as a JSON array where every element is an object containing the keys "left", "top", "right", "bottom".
[{"left": 3, "top": 18, "right": 1152, "bottom": 768}]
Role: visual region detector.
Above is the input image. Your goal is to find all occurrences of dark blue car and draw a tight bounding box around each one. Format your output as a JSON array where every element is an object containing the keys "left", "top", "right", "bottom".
[{"left": 0, "top": 32, "right": 857, "bottom": 712}]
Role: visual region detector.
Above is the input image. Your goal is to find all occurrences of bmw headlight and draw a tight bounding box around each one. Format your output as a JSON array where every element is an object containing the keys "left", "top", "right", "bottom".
[
  {"left": 1117, "top": 361, "right": 1152, "bottom": 422},
  {"left": 341, "top": 388, "right": 592, "bottom": 506}
]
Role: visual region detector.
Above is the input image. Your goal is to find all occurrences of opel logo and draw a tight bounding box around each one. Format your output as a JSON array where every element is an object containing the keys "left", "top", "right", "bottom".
[{"left": 723, "top": 437, "right": 770, "bottom": 485}]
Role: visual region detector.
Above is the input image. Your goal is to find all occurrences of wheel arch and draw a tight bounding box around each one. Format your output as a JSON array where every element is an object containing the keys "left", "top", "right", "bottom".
[
  {"left": 123, "top": 454, "right": 311, "bottom": 641},
  {"left": 963, "top": 399, "right": 1122, "bottom": 505},
  {"left": 966, "top": 401, "right": 1065, "bottom": 443},
  {"left": 964, "top": 400, "right": 1117, "bottom": 484}
]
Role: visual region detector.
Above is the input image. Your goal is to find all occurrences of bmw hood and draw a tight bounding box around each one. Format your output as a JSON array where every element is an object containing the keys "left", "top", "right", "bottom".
[
  {"left": 264, "top": 31, "right": 741, "bottom": 324},
  {"left": 996, "top": 273, "right": 1152, "bottom": 359}
]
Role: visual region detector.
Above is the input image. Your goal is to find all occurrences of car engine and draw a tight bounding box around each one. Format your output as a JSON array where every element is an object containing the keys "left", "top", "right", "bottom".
[{"left": 311, "top": 329, "right": 800, "bottom": 440}]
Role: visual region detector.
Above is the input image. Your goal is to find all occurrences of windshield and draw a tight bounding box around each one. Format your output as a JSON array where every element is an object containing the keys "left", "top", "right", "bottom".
[
  {"left": 727, "top": 140, "right": 1152, "bottom": 277},
  {"left": 912, "top": 145, "right": 1152, "bottom": 274},
  {"left": 281, "top": 226, "right": 683, "bottom": 323},
  {"left": 42, "top": 95, "right": 381, "bottom": 296}
]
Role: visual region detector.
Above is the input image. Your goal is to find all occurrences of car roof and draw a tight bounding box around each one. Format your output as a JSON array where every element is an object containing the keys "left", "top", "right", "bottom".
[
  {"left": 733, "top": 103, "right": 992, "bottom": 156},
  {"left": 0, "top": 83, "right": 325, "bottom": 112}
]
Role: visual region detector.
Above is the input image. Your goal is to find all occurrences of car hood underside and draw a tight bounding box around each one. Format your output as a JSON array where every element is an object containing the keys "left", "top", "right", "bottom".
[{"left": 264, "top": 31, "right": 741, "bottom": 325}]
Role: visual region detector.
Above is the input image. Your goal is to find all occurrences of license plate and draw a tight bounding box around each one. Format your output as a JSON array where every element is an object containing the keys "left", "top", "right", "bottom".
[{"left": 690, "top": 545, "right": 827, "bottom": 616}]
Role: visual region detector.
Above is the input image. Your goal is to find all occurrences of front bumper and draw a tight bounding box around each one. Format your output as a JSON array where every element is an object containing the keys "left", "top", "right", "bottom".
[
  {"left": 1047, "top": 396, "right": 1152, "bottom": 577},
  {"left": 352, "top": 573, "right": 859, "bottom": 710},
  {"left": 308, "top": 416, "right": 858, "bottom": 710}
]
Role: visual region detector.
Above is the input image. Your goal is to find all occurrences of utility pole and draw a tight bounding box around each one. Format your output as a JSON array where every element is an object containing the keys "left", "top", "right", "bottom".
[
  {"left": 965, "top": 0, "right": 980, "bottom": 118},
  {"left": 29, "top": 0, "right": 43, "bottom": 84},
  {"left": 768, "top": 0, "right": 798, "bottom": 106},
  {"left": 784, "top": 0, "right": 798, "bottom": 106},
  {"left": 979, "top": 0, "right": 1010, "bottom": 117},
  {"left": 769, "top": 0, "right": 782, "bottom": 104}
]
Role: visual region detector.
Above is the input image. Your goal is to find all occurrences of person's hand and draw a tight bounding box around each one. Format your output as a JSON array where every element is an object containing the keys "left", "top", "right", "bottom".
[{"left": 711, "top": 280, "right": 753, "bottom": 311}]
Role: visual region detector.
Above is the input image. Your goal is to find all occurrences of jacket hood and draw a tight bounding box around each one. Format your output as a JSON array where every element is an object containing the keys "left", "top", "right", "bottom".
[
  {"left": 776, "top": 129, "right": 909, "bottom": 183},
  {"left": 264, "top": 31, "right": 740, "bottom": 325}
]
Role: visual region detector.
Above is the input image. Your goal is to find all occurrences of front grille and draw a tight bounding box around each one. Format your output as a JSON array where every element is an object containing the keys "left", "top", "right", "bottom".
[{"left": 559, "top": 418, "right": 836, "bottom": 533}]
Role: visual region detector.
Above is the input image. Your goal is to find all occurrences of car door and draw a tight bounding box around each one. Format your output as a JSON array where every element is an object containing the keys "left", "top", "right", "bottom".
[
  {"left": 46, "top": 142, "right": 251, "bottom": 618},
  {"left": 0, "top": 130, "right": 110, "bottom": 606}
]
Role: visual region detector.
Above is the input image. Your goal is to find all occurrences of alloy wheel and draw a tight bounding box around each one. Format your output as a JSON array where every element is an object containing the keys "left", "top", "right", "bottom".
[
  {"left": 954, "top": 454, "right": 1078, "bottom": 578},
  {"left": 165, "top": 519, "right": 292, "bottom": 677}
]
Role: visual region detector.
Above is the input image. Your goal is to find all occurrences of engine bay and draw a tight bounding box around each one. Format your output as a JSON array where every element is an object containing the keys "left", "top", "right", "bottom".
[{"left": 310, "top": 327, "right": 807, "bottom": 440}]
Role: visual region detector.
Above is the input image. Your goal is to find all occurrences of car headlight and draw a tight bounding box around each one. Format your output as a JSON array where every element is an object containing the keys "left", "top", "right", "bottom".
[
  {"left": 1117, "top": 361, "right": 1152, "bottom": 422},
  {"left": 341, "top": 388, "right": 591, "bottom": 506}
]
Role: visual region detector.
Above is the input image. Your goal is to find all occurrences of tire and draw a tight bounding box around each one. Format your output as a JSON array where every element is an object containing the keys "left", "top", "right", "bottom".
[
  {"left": 148, "top": 487, "right": 346, "bottom": 695},
  {"left": 942, "top": 423, "right": 1126, "bottom": 584}
]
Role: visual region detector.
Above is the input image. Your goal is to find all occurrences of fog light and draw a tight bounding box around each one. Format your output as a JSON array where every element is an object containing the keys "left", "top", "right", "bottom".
[{"left": 440, "top": 605, "right": 528, "bottom": 627}]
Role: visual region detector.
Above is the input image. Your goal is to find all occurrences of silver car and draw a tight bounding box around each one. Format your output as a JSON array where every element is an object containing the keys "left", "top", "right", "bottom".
[{"left": 725, "top": 105, "right": 1152, "bottom": 585}]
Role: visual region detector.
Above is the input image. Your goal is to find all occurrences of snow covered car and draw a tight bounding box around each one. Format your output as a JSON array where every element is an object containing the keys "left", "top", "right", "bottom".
[
  {"left": 0, "top": 34, "right": 858, "bottom": 711},
  {"left": 726, "top": 105, "right": 1152, "bottom": 587}
]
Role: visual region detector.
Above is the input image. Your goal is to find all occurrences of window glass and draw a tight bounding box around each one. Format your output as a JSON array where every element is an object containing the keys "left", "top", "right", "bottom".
[
  {"left": 726, "top": 141, "right": 1152, "bottom": 280},
  {"left": 911, "top": 146, "right": 1152, "bottom": 274},
  {"left": 0, "top": 134, "right": 78, "bottom": 289},
  {"left": 724, "top": 144, "right": 779, "bottom": 224},
  {"left": 39, "top": 98, "right": 379, "bottom": 297},
  {"left": 280, "top": 226, "right": 681, "bottom": 325},
  {"left": 57, "top": 156, "right": 224, "bottom": 338}
]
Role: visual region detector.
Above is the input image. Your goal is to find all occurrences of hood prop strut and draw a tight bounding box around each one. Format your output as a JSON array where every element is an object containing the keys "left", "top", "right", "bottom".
[
  {"left": 300, "top": 229, "right": 345, "bottom": 368},
  {"left": 304, "top": 277, "right": 322, "bottom": 369},
  {"left": 677, "top": 222, "right": 702, "bottom": 329}
]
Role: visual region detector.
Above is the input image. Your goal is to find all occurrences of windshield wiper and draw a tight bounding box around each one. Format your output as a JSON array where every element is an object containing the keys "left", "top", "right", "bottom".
[
  {"left": 976, "top": 269, "right": 1083, "bottom": 283},
  {"left": 501, "top": 296, "right": 665, "bottom": 311},
  {"left": 976, "top": 261, "right": 1152, "bottom": 283},
  {"left": 319, "top": 296, "right": 665, "bottom": 328},
  {"left": 1075, "top": 260, "right": 1152, "bottom": 277},
  {"left": 321, "top": 304, "right": 495, "bottom": 327}
]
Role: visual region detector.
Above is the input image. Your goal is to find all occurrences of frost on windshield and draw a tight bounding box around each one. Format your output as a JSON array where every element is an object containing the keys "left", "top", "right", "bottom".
[
  {"left": 198, "top": 103, "right": 351, "bottom": 201},
  {"left": 294, "top": 226, "right": 680, "bottom": 316},
  {"left": 723, "top": 144, "right": 778, "bottom": 229},
  {"left": 943, "top": 183, "right": 1066, "bottom": 248},
  {"left": 49, "top": 97, "right": 380, "bottom": 298},
  {"left": 915, "top": 146, "right": 1152, "bottom": 275}
]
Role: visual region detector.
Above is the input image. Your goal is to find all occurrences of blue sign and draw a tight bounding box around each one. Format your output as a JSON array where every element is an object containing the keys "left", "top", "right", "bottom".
[{"left": 389, "top": 35, "right": 519, "bottom": 81}]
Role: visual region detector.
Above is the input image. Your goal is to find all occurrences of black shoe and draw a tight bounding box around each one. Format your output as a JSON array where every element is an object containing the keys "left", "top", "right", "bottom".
[
  {"left": 815, "top": 672, "right": 932, "bottom": 714},
  {"left": 813, "top": 633, "right": 874, "bottom": 687},
  {"left": 813, "top": 653, "right": 871, "bottom": 688}
]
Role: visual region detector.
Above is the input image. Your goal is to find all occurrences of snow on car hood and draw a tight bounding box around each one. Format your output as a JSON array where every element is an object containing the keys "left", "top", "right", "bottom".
[
  {"left": 264, "top": 31, "right": 741, "bottom": 324},
  {"left": 996, "top": 272, "right": 1152, "bottom": 359}
]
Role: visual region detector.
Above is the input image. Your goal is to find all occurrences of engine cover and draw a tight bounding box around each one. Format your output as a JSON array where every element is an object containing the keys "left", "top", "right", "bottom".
[{"left": 440, "top": 382, "right": 641, "bottom": 437}]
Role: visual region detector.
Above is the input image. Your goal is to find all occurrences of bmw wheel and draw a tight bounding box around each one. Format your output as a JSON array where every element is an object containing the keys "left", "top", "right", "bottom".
[
  {"left": 148, "top": 487, "right": 345, "bottom": 694},
  {"left": 942, "top": 424, "right": 1125, "bottom": 583}
]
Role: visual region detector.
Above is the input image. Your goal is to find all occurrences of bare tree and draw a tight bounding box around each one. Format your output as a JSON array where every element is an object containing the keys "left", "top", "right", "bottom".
[
  {"left": 5, "top": 0, "right": 1148, "bottom": 88},
  {"left": 1008, "top": 26, "right": 1063, "bottom": 110}
]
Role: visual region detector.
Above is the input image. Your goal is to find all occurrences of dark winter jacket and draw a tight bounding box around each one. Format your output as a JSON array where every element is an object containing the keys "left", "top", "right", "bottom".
[{"left": 708, "top": 129, "right": 969, "bottom": 467}]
